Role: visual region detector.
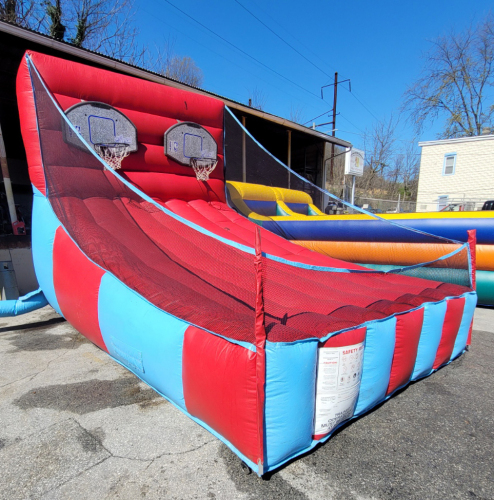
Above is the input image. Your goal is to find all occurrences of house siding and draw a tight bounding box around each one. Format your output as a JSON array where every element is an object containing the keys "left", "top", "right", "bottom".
[{"left": 417, "top": 135, "right": 494, "bottom": 212}]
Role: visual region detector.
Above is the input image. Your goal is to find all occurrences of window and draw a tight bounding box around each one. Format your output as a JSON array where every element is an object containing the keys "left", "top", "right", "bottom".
[
  {"left": 438, "top": 195, "right": 449, "bottom": 211},
  {"left": 443, "top": 153, "right": 456, "bottom": 175}
]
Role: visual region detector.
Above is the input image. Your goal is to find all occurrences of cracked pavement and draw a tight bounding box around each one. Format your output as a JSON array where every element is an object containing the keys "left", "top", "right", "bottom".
[{"left": 0, "top": 306, "right": 493, "bottom": 499}]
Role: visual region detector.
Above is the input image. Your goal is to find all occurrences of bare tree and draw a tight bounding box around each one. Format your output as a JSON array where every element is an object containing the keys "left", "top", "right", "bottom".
[
  {"left": 0, "top": 0, "right": 39, "bottom": 27},
  {"left": 44, "top": 0, "right": 65, "bottom": 40},
  {"left": 289, "top": 105, "right": 304, "bottom": 124},
  {"left": 65, "top": 0, "right": 143, "bottom": 62},
  {"left": 355, "top": 116, "right": 420, "bottom": 207},
  {"left": 403, "top": 15, "right": 494, "bottom": 138},
  {"left": 165, "top": 56, "right": 203, "bottom": 87},
  {"left": 248, "top": 87, "right": 267, "bottom": 111},
  {"left": 150, "top": 40, "right": 203, "bottom": 87},
  {"left": 395, "top": 140, "right": 420, "bottom": 201},
  {"left": 360, "top": 116, "right": 397, "bottom": 187}
]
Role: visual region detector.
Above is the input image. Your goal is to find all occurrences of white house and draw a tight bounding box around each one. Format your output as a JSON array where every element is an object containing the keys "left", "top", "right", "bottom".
[{"left": 416, "top": 133, "right": 494, "bottom": 212}]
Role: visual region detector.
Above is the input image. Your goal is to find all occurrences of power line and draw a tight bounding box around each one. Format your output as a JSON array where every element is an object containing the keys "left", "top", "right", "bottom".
[
  {"left": 149, "top": 1, "right": 381, "bottom": 140},
  {"left": 235, "top": 0, "right": 384, "bottom": 130},
  {"left": 140, "top": 5, "right": 316, "bottom": 108},
  {"left": 161, "top": 0, "right": 322, "bottom": 101},
  {"left": 233, "top": 1, "right": 384, "bottom": 128},
  {"left": 234, "top": 0, "right": 333, "bottom": 79},
  {"left": 338, "top": 113, "right": 366, "bottom": 134},
  {"left": 248, "top": 0, "right": 339, "bottom": 75},
  {"left": 347, "top": 90, "right": 380, "bottom": 121},
  {"left": 303, "top": 109, "right": 333, "bottom": 126},
  {"left": 330, "top": 129, "right": 365, "bottom": 137}
]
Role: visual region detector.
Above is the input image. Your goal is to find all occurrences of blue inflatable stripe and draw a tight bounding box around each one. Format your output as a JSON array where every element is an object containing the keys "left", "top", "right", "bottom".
[
  {"left": 355, "top": 317, "right": 396, "bottom": 416},
  {"left": 243, "top": 200, "right": 277, "bottom": 216},
  {"left": 96, "top": 336, "right": 260, "bottom": 475},
  {"left": 264, "top": 339, "right": 317, "bottom": 467},
  {"left": 31, "top": 186, "right": 62, "bottom": 316},
  {"left": 98, "top": 273, "right": 188, "bottom": 409},
  {"left": 259, "top": 218, "right": 492, "bottom": 244},
  {"left": 285, "top": 202, "right": 308, "bottom": 215},
  {"left": 411, "top": 300, "right": 447, "bottom": 381},
  {"left": 451, "top": 292, "right": 477, "bottom": 360}
]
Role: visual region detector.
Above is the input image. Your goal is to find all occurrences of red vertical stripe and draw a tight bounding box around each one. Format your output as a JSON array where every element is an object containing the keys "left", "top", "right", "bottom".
[
  {"left": 468, "top": 230, "right": 477, "bottom": 290},
  {"left": 254, "top": 228, "right": 266, "bottom": 473},
  {"left": 16, "top": 54, "right": 46, "bottom": 195},
  {"left": 320, "top": 327, "right": 366, "bottom": 348},
  {"left": 433, "top": 298, "right": 465, "bottom": 369},
  {"left": 182, "top": 326, "right": 259, "bottom": 463},
  {"left": 53, "top": 227, "right": 107, "bottom": 351},
  {"left": 467, "top": 321, "right": 473, "bottom": 347},
  {"left": 387, "top": 308, "right": 424, "bottom": 395}
]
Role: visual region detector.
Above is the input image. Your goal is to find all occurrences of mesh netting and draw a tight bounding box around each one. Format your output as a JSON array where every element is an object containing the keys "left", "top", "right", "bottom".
[
  {"left": 29, "top": 59, "right": 472, "bottom": 344},
  {"left": 224, "top": 110, "right": 322, "bottom": 208},
  {"left": 224, "top": 108, "right": 472, "bottom": 287}
]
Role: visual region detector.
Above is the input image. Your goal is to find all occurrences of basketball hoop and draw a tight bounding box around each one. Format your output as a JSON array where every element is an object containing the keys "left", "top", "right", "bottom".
[
  {"left": 191, "top": 157, "right": 218, "bottom": 181},
  {"left": 95, "top": 143, "right": 130, "bottom": 170}
]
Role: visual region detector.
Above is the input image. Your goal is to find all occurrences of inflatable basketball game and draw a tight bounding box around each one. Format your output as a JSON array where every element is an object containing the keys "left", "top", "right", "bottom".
[{"left": 17, "top": 51, "right": 476, "bottom": 475}]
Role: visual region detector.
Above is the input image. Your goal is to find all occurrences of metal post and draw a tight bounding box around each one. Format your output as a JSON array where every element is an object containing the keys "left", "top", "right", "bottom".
[
  {"left": 351, "top": 175, "right": 356, "bottom": 206},
  {"left": 0, "top": 123, "right": 18, "bottom": 227},
  {"left": 242, "top": 116, "right": 247, "bottom": 183},
  {"left": 287, "top": 130, "right": 291, "bottom": 188}
]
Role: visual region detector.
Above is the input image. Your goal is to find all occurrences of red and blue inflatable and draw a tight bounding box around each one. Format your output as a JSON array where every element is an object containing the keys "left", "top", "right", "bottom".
[{"left": 17, "top": 51, "right": 476, "bottom": 475}]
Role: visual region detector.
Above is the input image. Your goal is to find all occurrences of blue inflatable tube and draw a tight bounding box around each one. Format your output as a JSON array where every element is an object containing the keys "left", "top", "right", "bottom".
[
  {"left": 261, "top": 217, "right": 493, "bottom": 244},
  {"left": 0, "top": 288, "right": 48, "bottom": 317}
]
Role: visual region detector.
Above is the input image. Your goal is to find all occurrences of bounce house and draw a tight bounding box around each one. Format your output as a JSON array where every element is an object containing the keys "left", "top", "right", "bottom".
[
  {"left": 227, "top": 181, "right": 493, "bottom": 305},
  {"left": 16, "top": 51, "right": 476, "bottom": 475}
]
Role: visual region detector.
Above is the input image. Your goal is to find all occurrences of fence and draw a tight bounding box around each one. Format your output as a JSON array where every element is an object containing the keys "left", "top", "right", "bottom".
[
  {"left": 354, "top": 196, "right": 417, "bottom": 214},
  {"left": 417, "top": 197, "right": 489, "bottom": 213}
]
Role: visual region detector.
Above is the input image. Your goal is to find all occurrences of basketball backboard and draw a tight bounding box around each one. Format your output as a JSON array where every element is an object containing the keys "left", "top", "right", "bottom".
[
  {"left": 63, "top": 101, "right": 138, "bottom": 152},
  {"left": 165, "top": 122, "right": 217, "bottom": 166}
]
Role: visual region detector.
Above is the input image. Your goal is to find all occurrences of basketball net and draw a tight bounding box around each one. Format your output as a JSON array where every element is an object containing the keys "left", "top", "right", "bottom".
[
  {"left": 95, "top": 143, "right": 130, "bottom": 170},
  {"left": 191, "top": 158, "right": 218, "bottom": 181}
]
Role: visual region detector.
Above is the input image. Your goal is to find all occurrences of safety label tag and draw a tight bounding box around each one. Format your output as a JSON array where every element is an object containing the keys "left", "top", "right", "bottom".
[{"left": 313, "top": 342, "right": 364, "bottom": 438}]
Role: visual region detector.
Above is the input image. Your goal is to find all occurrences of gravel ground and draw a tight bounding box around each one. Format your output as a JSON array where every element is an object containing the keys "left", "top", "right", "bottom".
[{"left": 0, "top": 305, "right": 492, "bottom": 500}]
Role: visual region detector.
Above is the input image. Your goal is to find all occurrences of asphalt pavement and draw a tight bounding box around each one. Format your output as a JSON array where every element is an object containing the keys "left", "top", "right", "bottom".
[{"left": 0, "top": 305, "right": 492, "bottom": 500}]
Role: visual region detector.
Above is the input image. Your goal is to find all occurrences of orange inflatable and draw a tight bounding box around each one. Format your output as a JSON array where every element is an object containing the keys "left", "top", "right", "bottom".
[{"left": 292, "top": 241, "right": 494, "bottom": 272}]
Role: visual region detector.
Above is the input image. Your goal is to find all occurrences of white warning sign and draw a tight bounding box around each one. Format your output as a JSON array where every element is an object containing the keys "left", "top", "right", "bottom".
[{"left": 313, "top": 342, "right": 365, "bottom": 437}]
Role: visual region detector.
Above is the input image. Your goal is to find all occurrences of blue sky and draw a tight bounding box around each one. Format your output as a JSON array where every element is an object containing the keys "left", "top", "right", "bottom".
[{"left": 134, "top": 0, "right": 490, "bottom": 151}]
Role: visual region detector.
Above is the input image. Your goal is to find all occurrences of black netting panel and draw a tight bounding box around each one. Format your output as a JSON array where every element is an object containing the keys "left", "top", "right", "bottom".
[{"left": 223, "top": 108, "right": 473, "bottom": 288}]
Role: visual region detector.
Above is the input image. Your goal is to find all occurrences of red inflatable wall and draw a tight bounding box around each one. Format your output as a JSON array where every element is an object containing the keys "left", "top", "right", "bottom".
[{"left": 17, "top": 51, "right": 226, "bottom": 203}]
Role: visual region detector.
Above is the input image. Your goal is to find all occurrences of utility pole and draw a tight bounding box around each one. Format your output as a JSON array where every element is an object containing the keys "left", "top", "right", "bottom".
[
  {"left": 330, "top": 72, "right": 338, "bottom": 185},
  {"left": 321, "top": 73, "right": 350, "bottom": 185}
]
